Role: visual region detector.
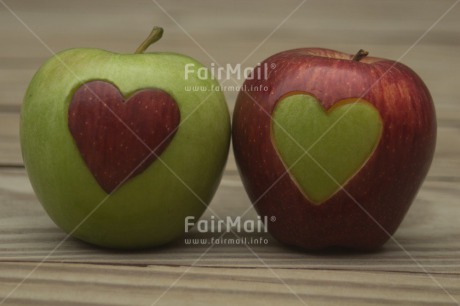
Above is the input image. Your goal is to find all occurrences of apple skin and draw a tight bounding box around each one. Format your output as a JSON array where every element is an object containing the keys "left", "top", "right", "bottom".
[
  {"left": 232, "top": 48, "right": 436, "bottom": 250},
  {"left": 68, "top": 80, "right": 181, "bottom": 194},
  {"left": 21, "top": 48, "right": 230, "bottom": 249}
]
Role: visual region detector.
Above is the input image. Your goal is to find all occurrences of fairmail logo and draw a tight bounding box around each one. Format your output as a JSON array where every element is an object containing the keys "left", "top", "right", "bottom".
[
  {"left": 184, "top": 62, "right": 274, "bottom": 81},
  {"left": 185, "top": 215, "right": 273, "bottom": 233}
]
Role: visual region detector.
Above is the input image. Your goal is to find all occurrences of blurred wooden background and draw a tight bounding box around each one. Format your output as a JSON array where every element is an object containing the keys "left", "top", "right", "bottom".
[{"left": 1, "top": 0, "right": 459, "bottom": 305}]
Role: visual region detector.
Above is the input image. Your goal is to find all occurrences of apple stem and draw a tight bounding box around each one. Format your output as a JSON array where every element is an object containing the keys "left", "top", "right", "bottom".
[
  {"left": 135, "top": 26, "right": 164, "bottom": 54},
  {"left": 352, "top": 49, "right": 369, "bottom": 62}
]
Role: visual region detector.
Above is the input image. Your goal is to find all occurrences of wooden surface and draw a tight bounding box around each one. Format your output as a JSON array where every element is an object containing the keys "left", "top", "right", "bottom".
[{"left": 1, "top": 0, "right": 460, "bottom": 305}]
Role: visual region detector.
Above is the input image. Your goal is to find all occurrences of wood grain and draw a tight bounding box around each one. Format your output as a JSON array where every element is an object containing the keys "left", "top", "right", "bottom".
[
  {"left": 1, "top": 262, "right": 459, "bottom": 306},
  {"left": 1, "top": 0, "right": 459, "bottom": 305}
]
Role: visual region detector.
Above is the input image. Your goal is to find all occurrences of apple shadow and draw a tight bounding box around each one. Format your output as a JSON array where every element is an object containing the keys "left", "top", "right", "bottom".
[
  {"left": 64, "top": 234, "right": 181, "bottom": 255},
  {"left": 63, "top": 229, "right": 387, "bottom": 259},
  {"left": 277, "top": 242, "right": 386, "bottom": 257}
]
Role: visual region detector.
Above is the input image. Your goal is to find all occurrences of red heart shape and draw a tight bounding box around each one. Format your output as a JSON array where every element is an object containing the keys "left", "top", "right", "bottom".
[{"left": 68, "top": 81, "right": 180, "bottom": 193}]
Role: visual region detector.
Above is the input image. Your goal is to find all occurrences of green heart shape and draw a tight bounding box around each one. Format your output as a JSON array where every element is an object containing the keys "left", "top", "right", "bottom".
[{"left": 272, "top": 94, "right": 383, "bottom": 204}]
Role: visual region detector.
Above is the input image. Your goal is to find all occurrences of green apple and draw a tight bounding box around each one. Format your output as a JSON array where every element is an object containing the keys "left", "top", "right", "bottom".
[{"left": 20, "top": 27, "right": 230, "bottom": 249}]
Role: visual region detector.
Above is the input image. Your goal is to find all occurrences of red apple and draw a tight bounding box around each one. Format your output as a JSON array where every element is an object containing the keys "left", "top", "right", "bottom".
[{"left": 232, "top": 48, "right": 436, "bottom": 250}]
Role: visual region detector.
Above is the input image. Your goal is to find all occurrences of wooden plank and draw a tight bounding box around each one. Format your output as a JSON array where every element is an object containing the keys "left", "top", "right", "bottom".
[
  {"left": 1, "top": 47, "right": 459, "bottom": 111},
  {"left": 0, "top": 113, "right": 21, "bottom": 166},
  {"left": 1, "top": 0, "right": 458, "bottom": 60},
  {"left": 3, "top": 111, "right": 459, "bottom": 167},
  {"left": 0, "top": 69, "right": 33, "bottom": 109},
  {"left": 0, "top": 112, "right": 242, "bottom": 169},
  {"left": 0, "top": 262, "right": 459, "bottom": 306},
  {"left": 0, "top": 168, "right": 459, "bottom": 274}
]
